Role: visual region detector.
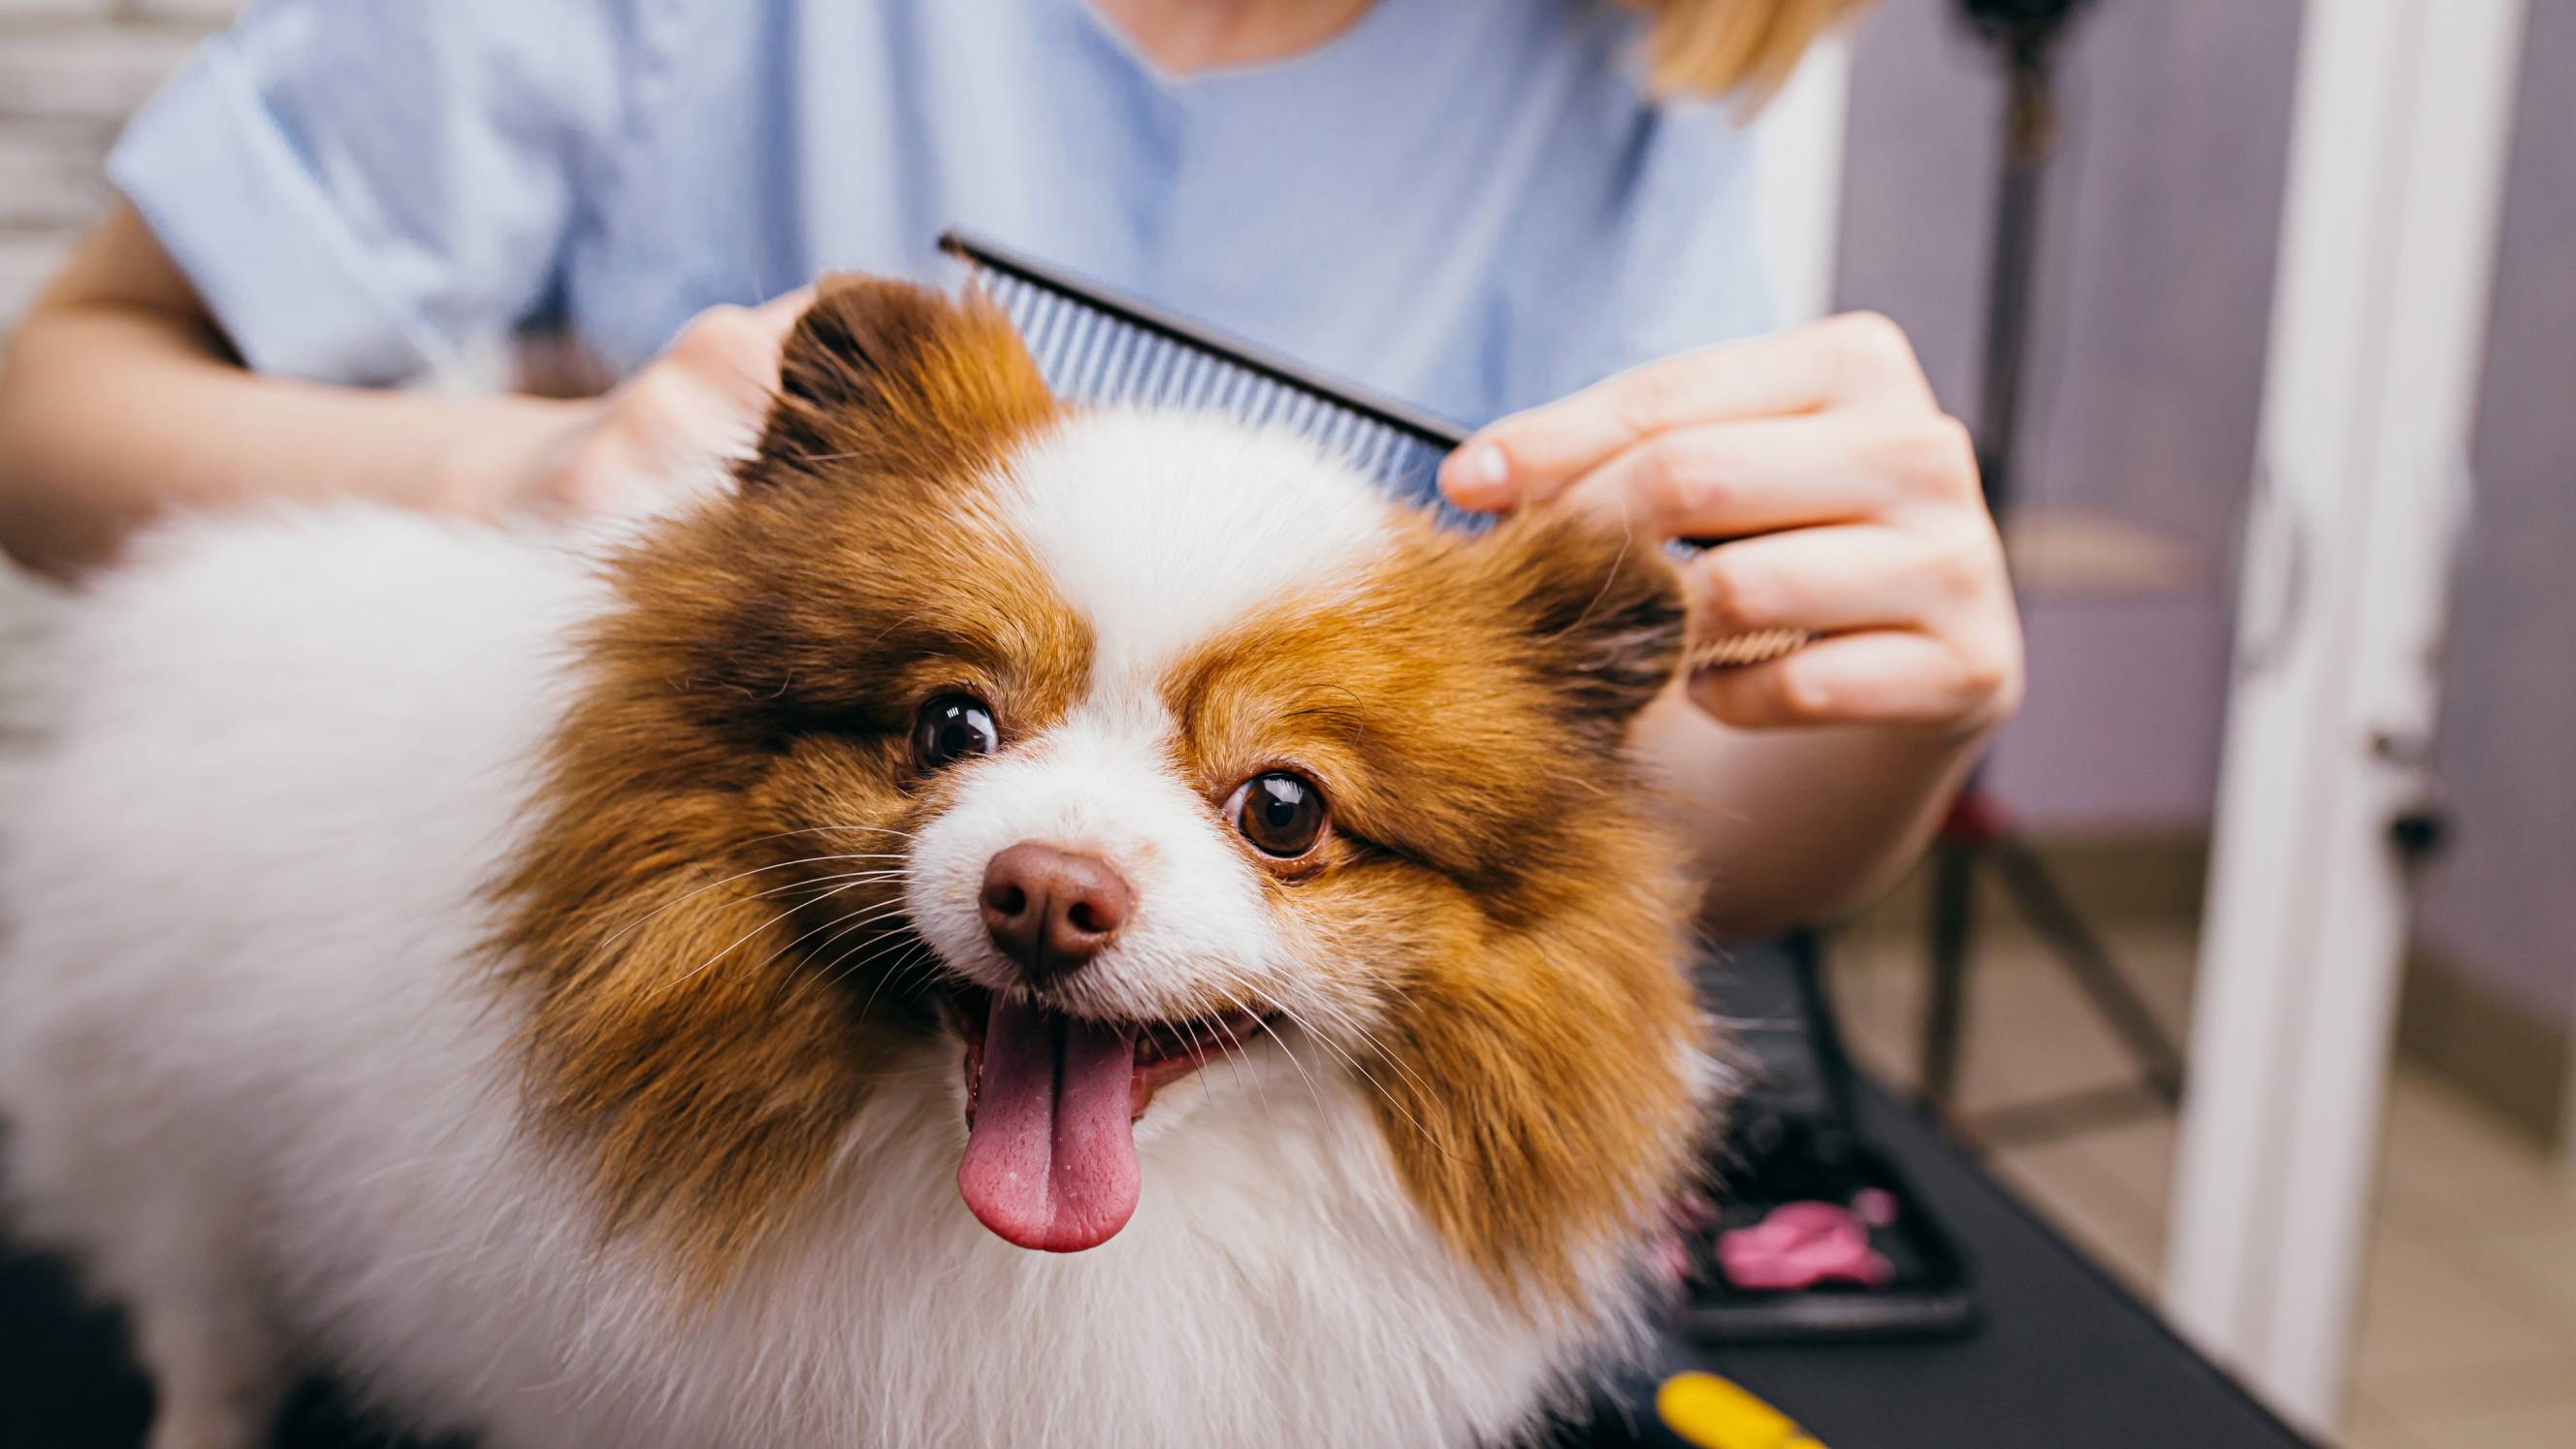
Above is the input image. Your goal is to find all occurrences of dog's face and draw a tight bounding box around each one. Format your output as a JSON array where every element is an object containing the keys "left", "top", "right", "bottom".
[{"left": 496, "top": 280, "right": 1708, "bottom": 1304}]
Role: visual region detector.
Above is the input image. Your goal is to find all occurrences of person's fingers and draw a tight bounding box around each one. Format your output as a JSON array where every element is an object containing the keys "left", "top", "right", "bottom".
[
  {"left": 754, "top": 283, "right": 819, "bottom": 326},
  {"left": 1686, "top": 628, "right": 2016, "bottom": 731},
  {"left": 741, "top": 285, "right": 820, "bottom": 359},
  {"left": 665, "top": 289, "right": 818, "bottom": 409},
  {"left": 1560, "top": 410, "right": 1978, "bottom": 541},
  {"left": 1682, "top": 522, "right": 2001, "bottom": 641},
  {"left": 1440, "top": 311, "right": 1939, "bottom": 510}
]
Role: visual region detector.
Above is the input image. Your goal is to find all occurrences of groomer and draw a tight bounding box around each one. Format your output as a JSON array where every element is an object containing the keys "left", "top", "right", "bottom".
[{"left": 0, "top": 0, "right": 2021, "bottom": 934}]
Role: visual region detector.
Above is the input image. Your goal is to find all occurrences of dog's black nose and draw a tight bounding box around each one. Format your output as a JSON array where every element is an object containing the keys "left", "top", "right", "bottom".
[{"left": 980, "top": 844, "right": 1132, "bottom": 983}]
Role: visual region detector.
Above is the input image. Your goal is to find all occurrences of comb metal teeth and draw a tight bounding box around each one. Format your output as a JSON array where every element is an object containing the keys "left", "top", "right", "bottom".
[{"left": 966, "top": 257, "right": 1462, "bottom": 519}]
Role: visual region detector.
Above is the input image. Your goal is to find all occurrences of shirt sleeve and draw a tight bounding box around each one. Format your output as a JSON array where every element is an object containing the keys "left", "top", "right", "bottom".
[{"left": 107, "top": 0, "right": 627, "bottom": 385}]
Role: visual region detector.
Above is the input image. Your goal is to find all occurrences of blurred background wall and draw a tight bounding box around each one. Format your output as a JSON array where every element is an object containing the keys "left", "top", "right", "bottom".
[{"left": 0, "top": 0, "right": 221, "bottom": 332}]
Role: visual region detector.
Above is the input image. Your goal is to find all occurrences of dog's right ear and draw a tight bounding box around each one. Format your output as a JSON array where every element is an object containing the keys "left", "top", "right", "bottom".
[
  {"left": 1464, "top": 507, "right": 1688, "bottom": 742},
  {"left": 752, "top": 276, "right": 1057, "bottom": 484}
]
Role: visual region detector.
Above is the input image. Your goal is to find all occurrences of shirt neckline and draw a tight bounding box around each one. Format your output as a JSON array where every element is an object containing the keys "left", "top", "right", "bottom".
[{"left": 1070, "top": 0, "right": 1428, "bottom": 95}]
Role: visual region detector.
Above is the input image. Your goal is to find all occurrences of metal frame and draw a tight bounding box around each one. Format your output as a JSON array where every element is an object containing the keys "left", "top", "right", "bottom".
[{"left": 2162, "top": 0, "right": 2528, "bottom": 1433}]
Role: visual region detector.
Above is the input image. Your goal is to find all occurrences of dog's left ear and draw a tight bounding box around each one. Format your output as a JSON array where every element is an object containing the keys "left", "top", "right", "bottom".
[
  {"left": 1468, "top": 508, "right": 1688, "bottom": 736},
  {"left": 752, "top": 275, "right": 1056, "bottom": 483}
]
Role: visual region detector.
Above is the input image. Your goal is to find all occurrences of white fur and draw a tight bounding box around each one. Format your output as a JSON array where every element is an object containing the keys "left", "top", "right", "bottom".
[
  {"left": 914, "top": 411, "right": 1401, "bottom": 1030},
  {"left": 1003, "top": 409, "right": 1396, "bottom": 681},
  {"left": 0, "top": 428, "right": 1649, "bottom": 1449}
]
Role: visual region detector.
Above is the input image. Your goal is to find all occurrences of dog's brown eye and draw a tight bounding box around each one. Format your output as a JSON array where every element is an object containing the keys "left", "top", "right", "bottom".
[
  {"left": 914, "top": 694, "right": 998, "bottom": 769},
  {"left": 1229, "top": 772, "right": 1328, "bottom": 858}
]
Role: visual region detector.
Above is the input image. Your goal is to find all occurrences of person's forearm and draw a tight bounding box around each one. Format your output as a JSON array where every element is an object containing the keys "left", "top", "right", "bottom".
[
  {"left": 0, "top": 301, "right": 578, "bottom": 576},
  {"left": 0, "top": 206, "right": 583, "bottom": 577},
  {"left": 1632, "top": 687, "right": 1983, "bottom": 938}
]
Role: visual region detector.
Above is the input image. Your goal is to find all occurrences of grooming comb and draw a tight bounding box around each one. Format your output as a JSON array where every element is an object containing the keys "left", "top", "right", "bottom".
[{"left": 940, "top": 230, "right": 1808, "bottom": 671}]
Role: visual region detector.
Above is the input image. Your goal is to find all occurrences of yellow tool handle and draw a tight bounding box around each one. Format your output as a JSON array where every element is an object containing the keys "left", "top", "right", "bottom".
[{"left": 1654, "top": 1371, "right": 1830, "bottom": 1449}]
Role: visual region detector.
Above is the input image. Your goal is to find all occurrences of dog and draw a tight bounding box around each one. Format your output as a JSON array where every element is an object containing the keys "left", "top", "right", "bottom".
[{"left": 0, "top": 278, "right": 1717, "bottom": 1449}]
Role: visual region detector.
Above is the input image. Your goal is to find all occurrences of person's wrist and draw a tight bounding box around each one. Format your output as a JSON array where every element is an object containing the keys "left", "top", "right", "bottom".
[{"left": 419, "top": 395, "right": 596, "bottom": 519}]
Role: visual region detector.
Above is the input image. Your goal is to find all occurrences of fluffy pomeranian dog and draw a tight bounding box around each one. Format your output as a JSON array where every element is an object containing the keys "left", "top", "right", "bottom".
[{"left": 0, "top": 279, "right": 1716, "bottom": 1449}]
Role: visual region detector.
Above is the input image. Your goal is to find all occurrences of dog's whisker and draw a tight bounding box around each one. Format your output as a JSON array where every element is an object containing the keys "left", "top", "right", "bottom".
[
  {"left": 840, "top": 937, "right": 941, "bottom": 1020},
  {"left": 814, "top": 917, "right": 928, "bottom": 984},
  {"left": 752, "top": 894, "right": 917, "bottom": 1000},
  {"left": 732, "top": 868, "right": 909, "bottom": 908},
  {"left": 1290, "top": 994, "right": 1443, "bottom": 1109},
  {"left": 1244, "top": 1013, "right": 1335, "bottom": 1128},
  {"left": 859, "top": 946, "right": 941, "bottom": 1006},
  {"left": 796, "top": 907, "right": 918, "bottom": 981},
  {"left": 744, "top": 824, "right": 918, "bottom": 843},
  {"left": 1266, "top": 998, "right": 1456, "bottom": 1161},
  {"left": 1175, "top": 1014, "right": 1220, "bottom": 1112},
  {"left": 1311, "top": 1014, "right": 1447, "bottom": 1135},
  {"left": 643, "top": 876, "right": 897, "bottom": 999},
  {"left": 1206, "top": 981, "right": 1277, "bottom": 1133},
  {"left": 596, "top": 853, "right": 909, "bottom": 946},
  {"left": 792, "top": 897, "right": 916, "bottom": 951}
]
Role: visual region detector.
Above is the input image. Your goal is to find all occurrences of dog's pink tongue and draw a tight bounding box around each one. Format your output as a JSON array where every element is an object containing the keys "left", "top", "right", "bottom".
[{"left": 957, "top": 994, "right": 1141, "bottom": 1252}]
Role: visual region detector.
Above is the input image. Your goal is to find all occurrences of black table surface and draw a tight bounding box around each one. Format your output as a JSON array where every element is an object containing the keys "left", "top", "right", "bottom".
[
  {"left": 3, "top": 1084, "right": 2310, "bottom": 1449},
  {"left": 1624, "top": 1077, "right": 2315, "bottom": 1448}
]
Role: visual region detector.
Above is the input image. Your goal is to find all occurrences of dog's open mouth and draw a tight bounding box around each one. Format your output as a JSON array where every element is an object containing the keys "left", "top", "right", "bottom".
[{"left": 942, "top": 985, "right": 1272, "bottom": 1254}]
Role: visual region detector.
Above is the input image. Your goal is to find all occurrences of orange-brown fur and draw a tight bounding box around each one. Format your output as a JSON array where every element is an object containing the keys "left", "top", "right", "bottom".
[{"left": 493, "top": 276, "right": 1709, "bottom": 1306}]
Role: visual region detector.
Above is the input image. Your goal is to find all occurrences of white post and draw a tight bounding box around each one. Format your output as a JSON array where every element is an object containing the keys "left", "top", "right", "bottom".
[
  {"left": 2163, "top": 0, "right": 2527, "bottom": 1434},
  {"left": 1755, "top": 35, "right": 1852, "bottom": 328}
]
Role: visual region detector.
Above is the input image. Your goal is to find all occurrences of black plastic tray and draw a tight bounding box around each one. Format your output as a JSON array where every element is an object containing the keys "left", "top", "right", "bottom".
[{"left": 1679, "top": 933, "right": 1982, "bottom": 1345}]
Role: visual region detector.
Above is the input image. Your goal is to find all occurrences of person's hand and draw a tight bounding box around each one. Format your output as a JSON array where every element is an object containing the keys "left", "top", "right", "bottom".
[
  {"left": 444, "top": 289, "right": 812, "bottom": 520},
  {"left": 1439, "top": 312, "right": 2023, "bottom": 739}
]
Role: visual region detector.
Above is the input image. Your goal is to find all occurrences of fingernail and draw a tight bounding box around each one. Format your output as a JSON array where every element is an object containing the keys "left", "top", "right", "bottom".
[{"left": 1443, "top": 442, "right": 1510, "bottom": 504}]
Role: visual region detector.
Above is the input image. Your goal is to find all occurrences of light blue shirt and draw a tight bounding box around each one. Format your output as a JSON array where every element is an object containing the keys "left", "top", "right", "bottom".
[{"left": 111, "top": 0, "right": 1775, "bottom": 429}]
